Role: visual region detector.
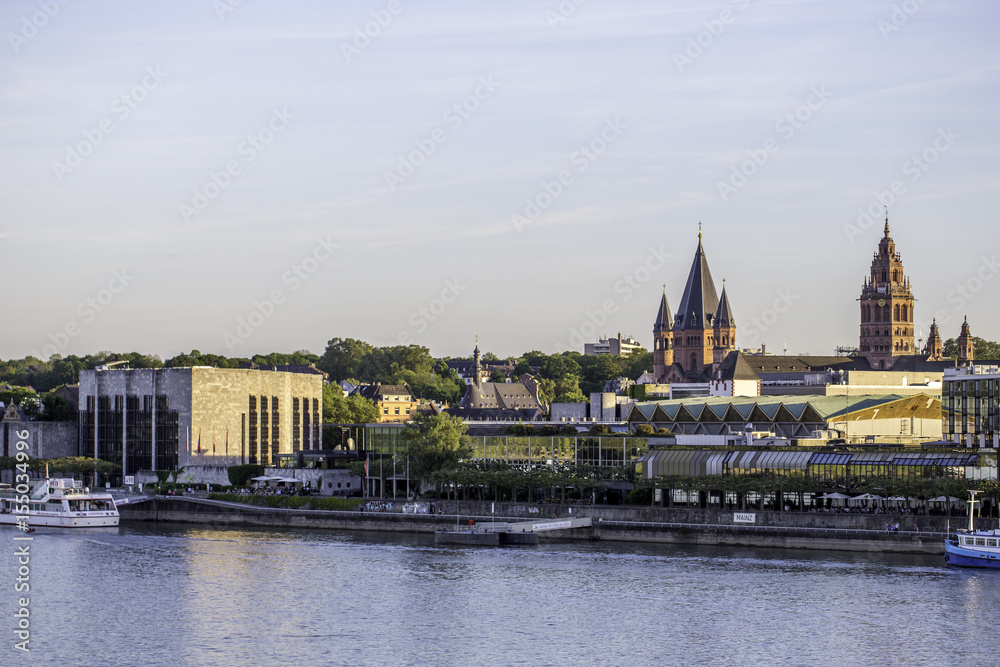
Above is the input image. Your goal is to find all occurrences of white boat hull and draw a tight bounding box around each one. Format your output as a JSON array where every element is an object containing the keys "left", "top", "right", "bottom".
[{"left": 0, "top": 512, "right": 120, "bottom": 528}]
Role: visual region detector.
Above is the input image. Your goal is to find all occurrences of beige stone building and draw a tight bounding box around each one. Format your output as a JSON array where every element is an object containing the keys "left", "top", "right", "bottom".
[{"left": 79, "top": 367, "right": 323, "bottom": 478}]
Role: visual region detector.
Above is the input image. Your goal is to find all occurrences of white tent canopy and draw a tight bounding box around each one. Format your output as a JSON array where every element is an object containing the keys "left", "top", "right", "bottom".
[
  {"left": 251, "top": 476, "right": 301, "bottom": 485},
  {"left": 851, "top": 493, "right": 885, "bottom": 501},
  {"left": 929, "top": 496, "right": 964, "bottom": 503},
  {"left": 818, "top": 492, "right": 851, "bottom": 500}
]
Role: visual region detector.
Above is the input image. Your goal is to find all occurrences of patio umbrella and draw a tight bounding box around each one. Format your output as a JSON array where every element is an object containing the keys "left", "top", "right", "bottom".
[{"left": 818, "top": 492, "right": 851, "bottom": 506}]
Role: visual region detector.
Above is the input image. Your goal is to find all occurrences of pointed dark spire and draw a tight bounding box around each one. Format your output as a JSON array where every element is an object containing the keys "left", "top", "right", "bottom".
[
  {"left": 472, "top": 334, "right": 482, "bottom": 388},
  {"left": 715, "top": 281, "right": 735, "bottom": 329},
  {"left": 653, "top": 288, "right": 673, "bottom": 332},
  {"left": 884, "top": 206, "right": 890, "bottom": 237},
  {"left": 674, "top": 229, "right": 719, "bottom": 331}
]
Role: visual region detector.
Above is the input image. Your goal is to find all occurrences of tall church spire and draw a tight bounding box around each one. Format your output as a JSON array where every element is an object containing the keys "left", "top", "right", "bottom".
[
  {"left": 958, "top": 317, "right": 974, "bottom": 363},
  {"left": 472, "top": 334, "right": 482, "bottom": 388},
  {"left": 924, "top": 318, "right": 943, "bottom": 361},
  {"left": 674, "top": 230, "right": 719, "bottom": 331},
  {"left": 652, "top": 287, "right": 674, "bottom": 381},
  {"left": 672, "top": 227, "right": 726, "bottom": 374},
  {"left": 653, "top": 287, "right": 672, "bottom": 332},
  {"left": 860, "top": 214, "right": 915, "bottom": 369}
]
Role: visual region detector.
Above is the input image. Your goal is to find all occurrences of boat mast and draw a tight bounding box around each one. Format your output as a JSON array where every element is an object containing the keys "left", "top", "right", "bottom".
[{"left": 968, "top": 490, "right": 980, "bottom": 533}]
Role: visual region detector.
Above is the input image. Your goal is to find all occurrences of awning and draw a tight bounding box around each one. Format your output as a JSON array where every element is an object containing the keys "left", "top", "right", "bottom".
[{"left": 809, "top": 453, "right": 851, "bottom": 465}]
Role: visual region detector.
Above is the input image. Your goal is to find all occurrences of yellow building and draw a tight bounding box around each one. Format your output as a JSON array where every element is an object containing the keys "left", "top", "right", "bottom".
[{"left": 351, "top": 383, "right": 418, "bottom": 423}]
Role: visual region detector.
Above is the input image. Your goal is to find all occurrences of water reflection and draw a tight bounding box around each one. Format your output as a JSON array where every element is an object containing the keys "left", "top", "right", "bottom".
[{"left": 4, "top": 524, "right": 998, "bottom": 666}]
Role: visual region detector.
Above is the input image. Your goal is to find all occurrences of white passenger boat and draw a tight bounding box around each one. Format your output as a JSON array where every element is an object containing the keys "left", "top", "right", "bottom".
[
  {"left": 944, "top": 491, "right": 1000, "bottom": 569},
  {"left": 0, "top": 477, "right": 120, "bottom": 528}
]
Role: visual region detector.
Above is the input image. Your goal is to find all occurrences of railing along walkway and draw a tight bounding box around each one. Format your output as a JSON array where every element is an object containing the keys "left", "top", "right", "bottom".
[{"left": 596, "top": 517, "right": 948, "bottom": 539}]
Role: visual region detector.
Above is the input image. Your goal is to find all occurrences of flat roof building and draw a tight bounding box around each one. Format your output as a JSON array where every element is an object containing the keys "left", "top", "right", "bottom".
[
  {"left": 79, "top": 366, "right": 323, "bottom": 480},
  {"left": 943, "top": 364, "right": 1000, "bottom": 448}
]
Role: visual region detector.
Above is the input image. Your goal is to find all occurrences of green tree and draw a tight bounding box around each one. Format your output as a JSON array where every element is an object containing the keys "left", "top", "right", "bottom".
[
  {"left": 1, "top": 386, "right": 36, "bottom": 405},
  {"left": 401, "top": 413, "right": 473, "bottom": 493},
  {"left": 540, "top": 354, "right": 582, "bottom": 381},
  {"left": 942, "top": 336, "right": 1000, "bottom": 360},
  {"left": 41, "top": 392, "right": 74, "bottom": 421},
  {"left": 318, "top": 337, "right": 375, "bottom": 381},
  {"left": 624, "top": 348, "right": 653, "bottom": 379},
  {"left": 323, "top": 385, "right": 379, "bottom": 424},
  {"left": 553, "top": 376, "right": 586, "bottom": 403},
  {"left": 489, "top": 370, "right": 506, "bottom": 384}
]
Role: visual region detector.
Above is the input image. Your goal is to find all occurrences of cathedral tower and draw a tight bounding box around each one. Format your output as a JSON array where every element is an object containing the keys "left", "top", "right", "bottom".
[
  {"left": 957, "top": 317, "right": 974, "bottom": 363},
  {"left": 924, "top": 319, "right": 943, "bottom": 361},
  {"left": 652, "top": 289, "right": 674, "bottom": 382},
  {"left": 859, "top": 214, "right": 916, "bottom": 369},
  {"left": 472, "top": 338, "right": 482, "bottom": 388},
  {"left": 671, "top": 229, "right": 734, "bottom": 375},
  {"left": 713, "top": 281, "right": 737, "bottom": 364}
]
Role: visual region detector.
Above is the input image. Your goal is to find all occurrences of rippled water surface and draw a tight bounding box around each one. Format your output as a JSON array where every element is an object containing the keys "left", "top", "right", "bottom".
[{"left": 3, "top": 523, "right": 998, "bottom": 666}]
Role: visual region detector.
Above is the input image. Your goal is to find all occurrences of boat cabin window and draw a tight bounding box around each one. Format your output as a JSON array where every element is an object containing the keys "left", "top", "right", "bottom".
[
  {"left": 990, "top": 540, "right": 999, "bottom": 547},
  {"left": 976, "top": 538, "right": 987, "bottom": 546}
]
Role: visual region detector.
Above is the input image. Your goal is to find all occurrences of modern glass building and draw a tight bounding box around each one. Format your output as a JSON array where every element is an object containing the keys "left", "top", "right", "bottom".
[
  {"left": 364, "top": 423, "right": 644, "bottom": 469},
  {"left": 943, "top": 364, "right": 1000, "bottom": 447}
]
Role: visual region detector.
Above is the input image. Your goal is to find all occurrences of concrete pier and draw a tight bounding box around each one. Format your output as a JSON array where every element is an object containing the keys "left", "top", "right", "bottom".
[{"left": 118, "top": 496, "right": 965, "bottom": 554}]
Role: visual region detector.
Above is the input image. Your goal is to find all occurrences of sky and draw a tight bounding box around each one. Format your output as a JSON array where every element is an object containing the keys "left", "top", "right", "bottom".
[{"left": 1, "top": 0, "right": 997, "bottom": 362}]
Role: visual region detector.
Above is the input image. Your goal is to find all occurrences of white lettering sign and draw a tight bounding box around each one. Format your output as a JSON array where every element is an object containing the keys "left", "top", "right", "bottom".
[
  {"left": 533, "top": 520, "right": 572, "bottom": 531},
  {"left": 734, "top": 512, "right": 756, "bottom": 524}
]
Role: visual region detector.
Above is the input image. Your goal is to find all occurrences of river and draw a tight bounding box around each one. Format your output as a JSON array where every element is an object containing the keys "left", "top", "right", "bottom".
[{"left": 3, "top": 523, "right": 997, "bottom": 666}]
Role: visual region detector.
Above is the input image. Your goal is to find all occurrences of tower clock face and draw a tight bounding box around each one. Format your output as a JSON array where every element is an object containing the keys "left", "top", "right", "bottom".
[{"left": 877, "top": 298, "right": 885, "bottom": 307}]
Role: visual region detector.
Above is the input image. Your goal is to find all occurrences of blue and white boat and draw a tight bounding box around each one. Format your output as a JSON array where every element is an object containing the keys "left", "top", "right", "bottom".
[{"left": 944, "top": 491, "right": 1000, "bottom": 569}]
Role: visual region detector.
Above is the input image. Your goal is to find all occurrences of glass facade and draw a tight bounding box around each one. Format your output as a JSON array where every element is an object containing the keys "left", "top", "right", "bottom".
[
  {"left": 364, "top": 425, "right": 644, "bottom": 469},
  {"left": 80, "top": 393, "right": 179, "bottom": 476},
  {"left": 259, "top": 396, "right": 269, "bottom": 466},
  {"left": 944, "top": 373, "right": 1000, "bottom": 444},
  {"left": 248, "top": 395, "right": 258, "bottom": 465},
  {"left": 292, "top": 397, "right": 301, "bottom": 453}
]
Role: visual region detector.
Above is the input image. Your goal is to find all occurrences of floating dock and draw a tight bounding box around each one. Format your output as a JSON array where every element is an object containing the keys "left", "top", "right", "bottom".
[{"left": 434, "top": 530, "right": 540, "bottom": 545}]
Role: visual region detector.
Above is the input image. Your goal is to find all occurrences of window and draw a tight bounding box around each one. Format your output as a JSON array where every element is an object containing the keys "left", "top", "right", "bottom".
[
  {"left": 249, "top": 396, "right": 258, "bottom": 464},
  {"left": 394, "top": 407, "right": 400, "bottom": 415},
  {"left": 383, "top": 407, "right": 389, "bottom": 415}
]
